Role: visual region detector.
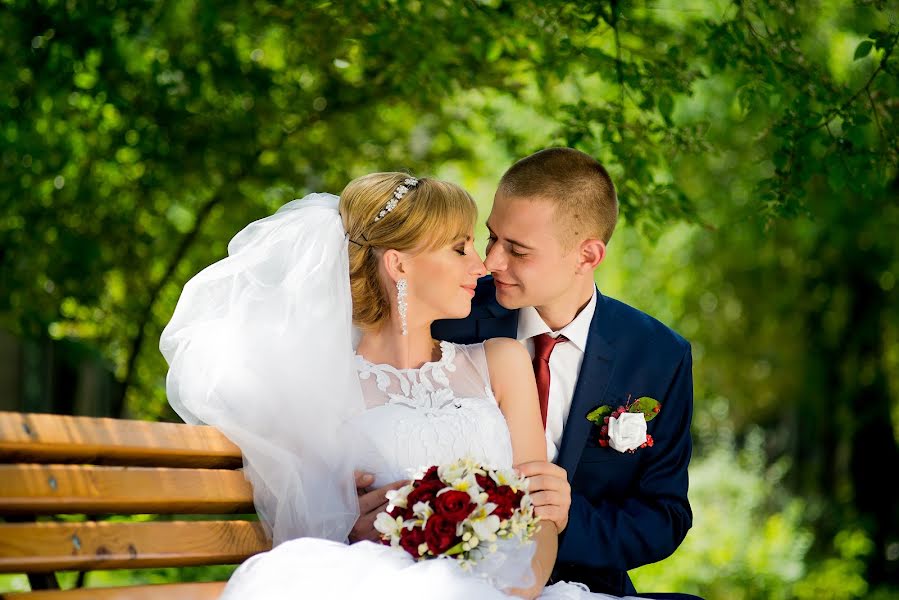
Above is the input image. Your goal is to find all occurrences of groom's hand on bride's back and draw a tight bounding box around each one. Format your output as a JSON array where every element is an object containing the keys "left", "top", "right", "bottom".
[
  {"left": 516, "top": 461, "right": 571, "bottom": 533},
  {"left": 349, "top": 471, "right": 409, "bottom": 543}
]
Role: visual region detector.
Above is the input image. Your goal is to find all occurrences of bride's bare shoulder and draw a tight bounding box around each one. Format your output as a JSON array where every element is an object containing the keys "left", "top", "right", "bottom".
[{"left": 483, "top": 338, "right": 531, "bottom": 387}]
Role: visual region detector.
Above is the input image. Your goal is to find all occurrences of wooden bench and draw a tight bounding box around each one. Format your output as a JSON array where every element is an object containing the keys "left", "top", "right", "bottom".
[{"left": 0, "top": 411, "right": 272, "bottom": 599}]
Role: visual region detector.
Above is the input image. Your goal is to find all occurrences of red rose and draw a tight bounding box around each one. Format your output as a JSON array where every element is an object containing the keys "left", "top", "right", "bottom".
[
  {"left": 475, "top": 473, "right": 497, "bottom": 493},
  {"left": 398, "top": 526, "right": 427, "bottom": 558},
  {"left": 421, "top": 465, "right": 440, "bottom": 482},
  {"left": 424, "top": 515, "right": 458, "bottom": 555},
  {"left": 488, "top": 485, "right": 524, "bottom": 520},
  {"left": 407, "top": 478, "right": 444, "bottom": 506},
  {"left": 387, "top": 504, "right": 413, "bottom": 521},
  {"left": 432, "top": 490, "right": 475, "bottom": 522}
]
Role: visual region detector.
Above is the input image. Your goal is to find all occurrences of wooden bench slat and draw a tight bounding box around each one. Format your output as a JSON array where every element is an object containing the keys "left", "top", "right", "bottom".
[
  {"left": 0, "top": 520, "right": 271, "bottom": 573},
  {"left": 0, "top": 465, "right": 255, "bottom": 515},
  {"left": 1, "top": 581, "right": 227, "bottom": 599},
  {"left": 0, "top": 412, "right": 242, "bottom": 469}
]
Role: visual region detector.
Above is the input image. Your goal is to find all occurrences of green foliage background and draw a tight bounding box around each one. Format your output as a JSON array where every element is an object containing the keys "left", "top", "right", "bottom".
[{"left": 2, "top": 0, "right": 898, "bottom": 597}]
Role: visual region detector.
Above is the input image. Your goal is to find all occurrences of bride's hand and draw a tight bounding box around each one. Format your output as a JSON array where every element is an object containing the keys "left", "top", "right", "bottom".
[
  {"left": 515, "top": 461, "right": 571, "bottom": 533},
  {"left": 348, "top": 471, "right": 408, "bottom": 543}
]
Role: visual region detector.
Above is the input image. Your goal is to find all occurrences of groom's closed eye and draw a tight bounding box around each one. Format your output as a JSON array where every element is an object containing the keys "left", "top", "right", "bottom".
[{"left": 487, "top": 235, "right": 527, "bottom": 258}]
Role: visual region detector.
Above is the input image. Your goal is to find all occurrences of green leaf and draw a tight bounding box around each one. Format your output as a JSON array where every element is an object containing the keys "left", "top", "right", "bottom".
[
  {"left": 827, "top": 168, "right": 846, "bottom": 191},
  {"left": 486, "top": 39, "right": 503, "bottom": 62},
  {"left": 628, "top": 397, "right": 661, "bottom": 421},
  {"left": 586, "top": 405, "right": 613, "bottom": 424},
  {"left": 773, "top": 150, "right": 789, "bottom": 170},
  {"left": 658, "top": 93, "right": 674, "bottom": 122},
  {"left": 443, "top": 542, "right": 465, "bottom": 556},
  {"left": 871, "top": 30, "right": 889, "bottom": 50},
  {"left": 845, "top": 125, "right": 867, "bottom": 147},
  {"left": 854, "top": 40, "right": 873, "bottom": 60}
]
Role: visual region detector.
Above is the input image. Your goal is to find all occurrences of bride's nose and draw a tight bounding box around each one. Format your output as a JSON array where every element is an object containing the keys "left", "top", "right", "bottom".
[{"left": 470, "top": 254, "right": 488, "bottom": 277}]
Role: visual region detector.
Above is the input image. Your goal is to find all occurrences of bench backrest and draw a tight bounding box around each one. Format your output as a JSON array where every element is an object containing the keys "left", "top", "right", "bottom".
[{"left": 0, "top": 411, "right": 271, "bottom": 598}]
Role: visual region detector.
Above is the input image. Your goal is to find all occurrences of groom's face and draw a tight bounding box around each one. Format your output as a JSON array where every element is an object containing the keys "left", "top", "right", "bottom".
[{"left": 484, "top": 194, "right": 578, "bottom": 310}]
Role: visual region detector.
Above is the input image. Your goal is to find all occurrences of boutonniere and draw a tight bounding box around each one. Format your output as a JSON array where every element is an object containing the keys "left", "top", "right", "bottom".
[{"left": 586, "top": 396, "right": 661, "bottom": 453}]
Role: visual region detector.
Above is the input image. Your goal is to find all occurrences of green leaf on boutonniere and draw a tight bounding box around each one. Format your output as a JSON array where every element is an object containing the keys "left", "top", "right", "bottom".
[
  {"left": 586, "top": 405, "right": 613, "bottom": 424},
  {"left": 629, "top": 397, "right": 662, "bottom": 421}
]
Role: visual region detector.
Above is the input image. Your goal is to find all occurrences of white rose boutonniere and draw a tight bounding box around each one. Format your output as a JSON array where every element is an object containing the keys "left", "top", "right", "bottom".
[
  {"left": 586, "top": 395, "right": 661, "bottom": 453},
  {"left": 607, "top": 412, "right": 648, "bottom": 453}
]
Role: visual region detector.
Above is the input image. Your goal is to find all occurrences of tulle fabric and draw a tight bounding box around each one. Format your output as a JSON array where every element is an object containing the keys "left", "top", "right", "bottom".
[{"left": 159, "top": 193, "right": 363, "bottom": 544}]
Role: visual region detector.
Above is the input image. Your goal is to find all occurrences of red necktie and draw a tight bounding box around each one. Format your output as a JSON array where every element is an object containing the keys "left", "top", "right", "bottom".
[{"left": 532, "top": 333, "right": 567, "bottom": 429}]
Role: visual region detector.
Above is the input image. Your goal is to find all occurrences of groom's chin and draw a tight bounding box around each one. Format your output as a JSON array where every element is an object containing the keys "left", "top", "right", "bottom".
[{"left": 493, "top": 288, "right": 524, "bottom": 310}]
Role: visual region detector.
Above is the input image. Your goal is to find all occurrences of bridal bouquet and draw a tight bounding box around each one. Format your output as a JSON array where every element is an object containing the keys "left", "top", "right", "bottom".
[{"left": 374, "top": 457, "right": 540, "bottom": 570}]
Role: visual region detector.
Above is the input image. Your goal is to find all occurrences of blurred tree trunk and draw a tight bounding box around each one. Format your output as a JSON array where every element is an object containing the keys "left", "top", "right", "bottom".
[
  {"left": 844, "top": 179, "right": 899, "bottom": 584},
  {"left": 798, "top": 177, "right": 899, "bottom": 584}
]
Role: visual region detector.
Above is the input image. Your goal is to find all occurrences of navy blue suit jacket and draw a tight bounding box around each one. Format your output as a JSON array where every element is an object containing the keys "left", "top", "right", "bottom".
[{"left": 432, "top": 277, "right": 693, "bottom": 595}]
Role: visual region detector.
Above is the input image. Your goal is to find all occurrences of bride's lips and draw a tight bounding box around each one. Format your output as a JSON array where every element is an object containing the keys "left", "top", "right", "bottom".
[{"left": 461, "top": 284, "right": 476, "bottom": 297}]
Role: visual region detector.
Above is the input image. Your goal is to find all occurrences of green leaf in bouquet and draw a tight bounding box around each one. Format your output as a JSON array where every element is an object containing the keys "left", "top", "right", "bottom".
[
  {"left": 586, "top": 405, "right": 613, "bottom": 424},
  {"left": 628, "top": 397, "right": 662, "bottom": 421},
  {"left": 443, "top": 541, "right": 466, "bottom": 556}
]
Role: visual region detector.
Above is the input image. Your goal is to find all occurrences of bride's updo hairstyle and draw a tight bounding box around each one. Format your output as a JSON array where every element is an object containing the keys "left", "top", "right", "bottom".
[{"left": 339, "top": 172, "right": 477, "bottom": 331}]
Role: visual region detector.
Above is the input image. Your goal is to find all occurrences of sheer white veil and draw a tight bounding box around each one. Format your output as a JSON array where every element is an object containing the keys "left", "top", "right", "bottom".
[{"left": 159, "top": 193, "right": 364, "bottom": 545}]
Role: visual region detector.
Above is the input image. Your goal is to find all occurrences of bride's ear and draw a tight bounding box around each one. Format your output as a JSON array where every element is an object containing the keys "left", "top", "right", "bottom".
[{"left": 382, "top": 249, "right": 409, "bottom": 283}]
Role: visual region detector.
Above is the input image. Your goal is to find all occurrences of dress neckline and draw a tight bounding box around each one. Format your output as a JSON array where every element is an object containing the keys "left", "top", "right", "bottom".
[{"left": 354, "top": 340, "right": 454, "bottom": 373}]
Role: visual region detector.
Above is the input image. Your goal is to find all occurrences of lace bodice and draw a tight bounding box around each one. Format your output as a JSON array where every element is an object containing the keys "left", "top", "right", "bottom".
[{"left": 348, "top": 342, "right": 514, "bottom": 487}]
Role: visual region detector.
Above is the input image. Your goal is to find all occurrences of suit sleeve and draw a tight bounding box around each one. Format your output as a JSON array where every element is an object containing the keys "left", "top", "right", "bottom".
[{"left": 557, "top": 345, "right": 694, "bottom": 570}]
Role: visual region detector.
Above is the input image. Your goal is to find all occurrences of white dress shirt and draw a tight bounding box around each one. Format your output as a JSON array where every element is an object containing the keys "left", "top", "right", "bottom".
[{"left": 517, "top": 288, "right": 598, "bottom": 462}]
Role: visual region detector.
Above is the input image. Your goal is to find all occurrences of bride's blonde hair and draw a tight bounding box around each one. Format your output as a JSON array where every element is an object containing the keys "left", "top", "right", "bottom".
[{"left": 339, "top": 172, "right": 477, "bottom": 331}]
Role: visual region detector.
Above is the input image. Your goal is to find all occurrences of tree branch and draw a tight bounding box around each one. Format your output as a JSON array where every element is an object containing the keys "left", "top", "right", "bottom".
[
  {"left": 114, "top": 180, "right": 234, "bottom": 417},
  {"left": 865, "top": 86, "right": 886, "bottom": 148},
  {"left": 825, "top": 121, "right": 855, "bottom": 180},
  {"left": 611, "top": 0, "right": 625, "bottom": 108},
  {"left": 801, "top": 29, "right": 899, "bottom": 137}
]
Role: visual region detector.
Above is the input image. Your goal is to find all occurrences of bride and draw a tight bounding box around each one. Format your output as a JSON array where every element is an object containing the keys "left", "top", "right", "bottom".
[{"left": 160, "top": 173, "right": 643, "bottom": 599}]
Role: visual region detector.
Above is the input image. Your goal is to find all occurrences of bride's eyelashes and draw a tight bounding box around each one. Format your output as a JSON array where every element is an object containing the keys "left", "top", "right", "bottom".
[{"left": 454, "top": 238, "right": 477, "bottom": 256}]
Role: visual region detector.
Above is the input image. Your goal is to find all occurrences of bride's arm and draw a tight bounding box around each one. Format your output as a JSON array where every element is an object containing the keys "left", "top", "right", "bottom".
[{"left": 484, "top": 338, "right": 559, "bottom": 600}]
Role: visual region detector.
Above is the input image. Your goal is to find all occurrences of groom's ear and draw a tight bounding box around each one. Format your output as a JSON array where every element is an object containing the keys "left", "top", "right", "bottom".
[
  {"left": 577, "top": 239, "right": 606, "bottom": 272},
  {"left": 382, "top": 249, "right": 408, "bottom": 282}
]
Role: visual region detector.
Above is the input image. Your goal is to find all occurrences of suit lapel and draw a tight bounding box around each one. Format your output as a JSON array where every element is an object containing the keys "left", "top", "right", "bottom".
[{"left": 556, "top": 291, "right": 617, "bottom": 480}]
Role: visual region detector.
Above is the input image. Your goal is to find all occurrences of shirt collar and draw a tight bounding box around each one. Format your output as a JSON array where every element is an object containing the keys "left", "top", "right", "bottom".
[{"left": 516, "top": 287, "right": 598, "bottom": 353}]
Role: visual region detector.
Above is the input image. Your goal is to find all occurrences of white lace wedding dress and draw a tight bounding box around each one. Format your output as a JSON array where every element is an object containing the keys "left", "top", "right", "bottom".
[
  {"left": 220, "top": 341, "right": 636, "bottom": 600},
  {"left": 159, "top": 194, "right": 640, "bottom": 600}
]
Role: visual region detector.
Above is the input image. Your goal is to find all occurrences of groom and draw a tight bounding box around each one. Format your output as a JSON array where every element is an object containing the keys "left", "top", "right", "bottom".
[{"left": 356, "top": 148, "right": 695, "bottom": 597}]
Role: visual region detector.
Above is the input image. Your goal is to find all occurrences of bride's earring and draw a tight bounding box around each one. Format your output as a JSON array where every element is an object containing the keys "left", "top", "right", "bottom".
[{"left": 396, "top": 278, "right": 408, "bottom": 336}]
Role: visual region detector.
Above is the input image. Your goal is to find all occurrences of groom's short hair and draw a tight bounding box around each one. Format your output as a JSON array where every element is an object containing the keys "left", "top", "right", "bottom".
[{"left": 497, "top": 147, "right": 618, "bottom": 245}]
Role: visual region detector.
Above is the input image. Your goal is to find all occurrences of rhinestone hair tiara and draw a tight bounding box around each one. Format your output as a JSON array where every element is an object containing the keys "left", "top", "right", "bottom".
[{"left": 373, "top": 177, "right": 419, "bottom": 223}]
